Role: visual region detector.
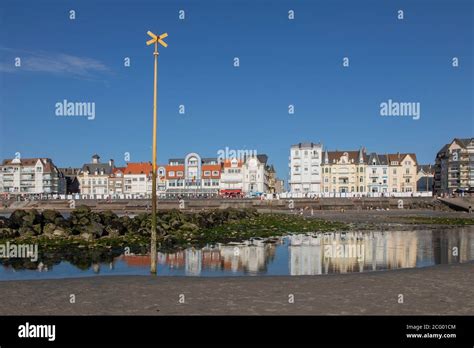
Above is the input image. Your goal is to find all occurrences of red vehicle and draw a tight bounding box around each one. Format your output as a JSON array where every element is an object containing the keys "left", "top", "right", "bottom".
[{"left": 219, "top": 189, "right": 244, "bottom": 198}]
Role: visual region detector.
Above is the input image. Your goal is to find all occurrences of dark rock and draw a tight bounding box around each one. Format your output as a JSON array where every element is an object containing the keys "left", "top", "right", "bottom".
[
  {"left": 84, "top": 221, "right": 105, "bottom": 238},
  {"left": 18, "top": 226, "right": 35, "bottom": 237},
  {"left": 0, "top": 228, "right": 17, "bottom": 238},
  {"left": 43, "top": 223, "right": 57, "bottom": 236},
  {"left": 21, "top": 210, "right": 42, "bottom": 227},
  {"left": 42, "top": 210, "right": 63, "bottom": 223},
  {"left": 8, "top": 210, "right": 27, "bottom": 228}
]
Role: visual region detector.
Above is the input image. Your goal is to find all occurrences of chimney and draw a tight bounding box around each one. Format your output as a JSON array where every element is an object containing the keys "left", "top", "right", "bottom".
[{"left": 92, "top": 154, "right": 100, "bottom": 164}]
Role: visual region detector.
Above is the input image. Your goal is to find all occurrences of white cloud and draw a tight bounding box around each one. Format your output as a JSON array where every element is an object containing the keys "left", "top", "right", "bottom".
[{"left": 0, "top": 48, "right": 110, "bottom": 78}]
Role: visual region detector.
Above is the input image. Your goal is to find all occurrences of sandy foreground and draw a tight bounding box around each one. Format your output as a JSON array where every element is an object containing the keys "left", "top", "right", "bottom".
[{"left": 1, "top": 262, "right": 473, "bottom": 315}]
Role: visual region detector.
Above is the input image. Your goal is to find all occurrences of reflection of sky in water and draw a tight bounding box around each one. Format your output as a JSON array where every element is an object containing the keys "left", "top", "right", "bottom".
[{"left": 1, "top": 227, "right": 473, "bottom": 280}]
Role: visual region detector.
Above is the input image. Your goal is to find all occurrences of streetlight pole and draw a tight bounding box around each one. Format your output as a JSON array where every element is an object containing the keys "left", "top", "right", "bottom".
[{"left": 146, "top": 30, "right": 168, "bottom": 274}]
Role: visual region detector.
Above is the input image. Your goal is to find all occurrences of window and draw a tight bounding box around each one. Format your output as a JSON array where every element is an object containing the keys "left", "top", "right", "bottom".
[
  {"left": 36, "top": 167, "right": 42, "bottom": 172},
  {"left": 405, "top": 168, "right": 410, "bottom": 175},
  {"left": 359, "top": 177, "right": 363, "bottom": 183},
  {"left": 332, "top": 178, "right": 336, "bottom": 184},
  {"left": 393, "top": 169, "right": 397, "bottom": 175},
  {"left": 295, "top": 150, "right": 299, "bottom": 156},
  {"left": 324, "top": 178, "right": 328, "bottom": 183},
  {"left": 177, "top": 171, "right": 183, "bottom": 176},
  {"left": 405, "top": 178, "right": 410, "bottom": 183},
  {"left": 383, "top": 169, "right": 387, "bottom": 175},
  {"left": 204, "top": 171, "right": 211, "bottom": 176},
  {"left": 304, "top": 150, "right": 308, "bottom": 156},
  {"left": 212, "top": 171, "right": 219, "bottom": 176},
  {"left": 139, "top": 178, "right": 145, "bottom": 182},
  {"left": 169, "top": 171, "right": 175, "bottom": 177},
  {"left": 304, "top": 167, "right": 308, "bottom": 172},
  {"left": 372, "top": 169, "right": 376, "bottom": 174}
]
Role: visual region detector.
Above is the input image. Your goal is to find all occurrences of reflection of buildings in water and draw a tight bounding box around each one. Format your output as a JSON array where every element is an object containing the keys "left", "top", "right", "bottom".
[
  {"left": 120, "top": 228, "right": 474, "bottom": 275},
  {"left": 92, "top": 263, "right": 100, "bottom": 274},
  {"left": 289, "top": 231, "right": 420, "bottom": 275},
  {"left": 185, "top": 249, "right": 202, "bottom": 276},
  {"left": 158, "top": 251, "right": 186, "bottom": 269},
  {"left": 219, "top": 244, "right": 276, "bottom": 274},
  {"left": 415, "top": 230, "right": 433, "bottom": 266},
  {"left": 385, "top": 231, "right": 417, "bottom": 270},
  {"left": 289, "top": 232, "right": 368, "bottom": 275},
  {"left": 323, "top": 232, "right": 367, "bottom": 274},
  {"left": 201, "top": 249, "right": 222, "bottom": 270},
  {"left": 289, "top": 244, "right": 321, "bottom": 275},
  {"left": 432, "top": 227, "right": 474, "bottom": 264}
]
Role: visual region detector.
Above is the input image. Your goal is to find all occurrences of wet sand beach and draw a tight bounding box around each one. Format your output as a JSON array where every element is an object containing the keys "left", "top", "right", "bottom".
[{"left": 1, "top": 262, "right": 473, "bottom": 315}]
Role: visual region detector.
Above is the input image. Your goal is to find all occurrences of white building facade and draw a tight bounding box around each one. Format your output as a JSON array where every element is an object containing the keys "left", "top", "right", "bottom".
[
  {"left": 366, "top": 153, "right": 389, "bottom": 194},
  {"left": 0, "top": 158, "right": 65, "bottom": 195},
  {"left": 289, "top": 142, "right": 323, "bottom": 194},
  {"left": 242, "top": 155, "right": 270, "bottom": 194}
]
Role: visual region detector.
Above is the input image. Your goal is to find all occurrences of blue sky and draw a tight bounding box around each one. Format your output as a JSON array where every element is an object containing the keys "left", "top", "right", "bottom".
[{"left": 0, "top": 0, "right": 472, "bottom": 182}]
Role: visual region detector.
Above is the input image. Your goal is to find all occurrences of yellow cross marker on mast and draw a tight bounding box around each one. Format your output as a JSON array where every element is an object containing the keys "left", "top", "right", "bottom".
[{"left": 146, "top": 30, "right": 168, "bottom": 274}]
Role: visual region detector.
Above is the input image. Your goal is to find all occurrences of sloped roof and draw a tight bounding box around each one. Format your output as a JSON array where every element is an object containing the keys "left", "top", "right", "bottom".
[
  {"left": 367, "top": 153, "right": 388, "bottom": 165},
  {"left": 418, "top": 164, "right": 435, "bottom": 174},
  {"left": 124, "top": 162, "right": 152, "bottom": 175},
  {"left": 324, "top": 150, "right": 366, "bottom": 164},
  {"left": 2, "top": 158, "right": 56, "bottom": 172},
  {"left": 387, "top": 153, "right": 417, "bottom": 165},
  {"left": 81, "top": 163, "right": 114, "bottom": 175}
]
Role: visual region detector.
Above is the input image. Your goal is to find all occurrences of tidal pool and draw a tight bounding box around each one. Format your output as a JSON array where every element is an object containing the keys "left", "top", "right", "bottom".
[{"left": 1, "top": 227, "right": 473, "bottom": 280}]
